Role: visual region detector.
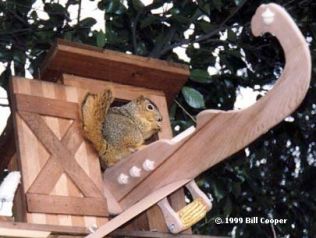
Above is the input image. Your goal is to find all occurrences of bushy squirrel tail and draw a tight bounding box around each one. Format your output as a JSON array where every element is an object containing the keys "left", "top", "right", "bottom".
[{"left": 80, "top": 90, "right": 113, "bottom": 156}]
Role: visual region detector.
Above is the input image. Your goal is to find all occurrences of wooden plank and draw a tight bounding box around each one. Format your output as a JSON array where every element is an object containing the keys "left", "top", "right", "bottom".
[
  {"left": 26, "top": 194, "right": 108, "bottom": 216},
  {"left": 11, "top": 77, "right": 81, "bottom": 104},
  {"left": 18, "top": 112, "right": 103, "bottom": 199},
  {"left": 15, "top": 94, "right": 78, "bottom": 119},
  {"left": 0, "top": 221, "right": 88, "bottom": 235},
  {"left": 40, "top": 39, "right": 189, "bottom": 105},
  {"left": 28, "top": 122, "right": 83, "bottom": 195},
  {"left": 0, "top": 227, "right": 50, "bottom": 238},
  {"left": 0, "top": 222, "right": 225, "bottom": 238},
  {"left": 62, "top": 74, "right": 165, "bottom": 99},
  {"left": 110, "top": 230, "right": 227, "bottom": 238}
]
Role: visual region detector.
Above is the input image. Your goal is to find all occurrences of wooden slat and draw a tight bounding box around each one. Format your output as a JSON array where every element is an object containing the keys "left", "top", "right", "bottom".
[
  {"left": 110, "top": 230, "right": 227, "bottom": 238},
  {"left": 18, "top": 112, "right": 103, "bottom": 199},
  {"left": 0, "top": 222, "right": 225, "bottom": 238},
  {"left": 0, "top": 227, "right": 50, "bottom": 238},
  {"left": 40, "top": 39, "right": 189, "bottom": 105},
  {"left": 15, "top": 94, "right": 79, "bottom": 119},
  {"left": 26, "top": 194, "right": 108, "bottom": 216},
  {"left": 0, "top": 221, "right": 88, "bottom": 235},
  {"left": 62, "top": 74, "right": 165, "bottom": 99}
]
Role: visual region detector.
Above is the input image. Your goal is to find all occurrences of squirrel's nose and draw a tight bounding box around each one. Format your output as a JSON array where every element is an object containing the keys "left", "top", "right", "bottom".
[{"left": 157, "top": 117, "right": 162, "bottom": 122}]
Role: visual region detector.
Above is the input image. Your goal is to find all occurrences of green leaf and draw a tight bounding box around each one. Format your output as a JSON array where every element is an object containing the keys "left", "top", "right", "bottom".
[
  {"left": 223, "top": 197, "right": 232, "bottom": 216},
  {"left": 190, "top": 69, "right": 212, "bottom": 83},
  {"left": 100, "top": 0, "right": 125, "bottom": 14},
  {"left": 197, "top": 21, "right": 216, "bottom": 34},
  {"left": 79, "top": 17, "right": 97, "bottom": 28},
  {"left": 234, "top": 0, "right": 242, "bottom": 6},
  {"left": 213, "top": 0, "right": 222, "bottom": 12},
  {"left": 132, "top": 0, "right": 145, "bottom": 11},
  {"left": 96, "top": 31, "right": 106, "bottom": 48},
  {"left": 64, "top": 31, "right": 73, "bottom": 41},
  {"left": 181, "top": 87, "right": 205, "bottom": 109},
  {"left": 227, "top": 29, "right": 237, "bottom": 42},
  {"left": 140, "top": 15, "right": 159, "bottom": 29}
]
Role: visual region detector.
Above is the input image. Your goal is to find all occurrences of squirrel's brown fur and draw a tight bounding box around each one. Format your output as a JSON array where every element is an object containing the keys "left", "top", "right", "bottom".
[{"left": 80, "top": 89, "right": 162, "bottom": 168}]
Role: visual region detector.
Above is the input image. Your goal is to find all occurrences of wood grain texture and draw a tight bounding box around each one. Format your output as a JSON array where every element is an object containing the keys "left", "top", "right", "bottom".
[
  {"left": 19, "top": 111, "right": 102, "bottom": 198},
  {"left": 15, "top": 94, "right": 78, "bottom": 119},
  {"left": 0, "top": 221, "right": 225, "bottom": 238},
  {"left": 10, "top": 78, "right": 108, "bottom": 226},
  {"left": 87, "top": 3, "right": 311, "bottom": 237},
  {"left": 26, "top": 194, "right": 108, "bottom": 216},
  {"left": 40, "top": 39, "right": 189, "bottom": 105}
]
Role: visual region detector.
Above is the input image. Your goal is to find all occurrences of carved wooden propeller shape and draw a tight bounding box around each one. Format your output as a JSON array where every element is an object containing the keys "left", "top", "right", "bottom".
[{"left": 86, "top": 3, "right": 311, "bottom": 238}]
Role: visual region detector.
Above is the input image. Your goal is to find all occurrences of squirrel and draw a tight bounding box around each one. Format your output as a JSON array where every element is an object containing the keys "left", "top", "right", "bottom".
[{"left": 80, "top": 89, "right": 163, "bottom": 168}]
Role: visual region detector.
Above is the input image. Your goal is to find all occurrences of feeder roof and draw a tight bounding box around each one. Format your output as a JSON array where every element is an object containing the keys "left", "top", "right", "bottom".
[{"left": 40, "top": 39, "right": 189, "bottom": 105}]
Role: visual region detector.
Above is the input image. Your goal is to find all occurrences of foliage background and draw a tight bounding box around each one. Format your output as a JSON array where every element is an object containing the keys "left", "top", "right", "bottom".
[{"left": 0, "top": 0, "right": 315, "bottom": 237}]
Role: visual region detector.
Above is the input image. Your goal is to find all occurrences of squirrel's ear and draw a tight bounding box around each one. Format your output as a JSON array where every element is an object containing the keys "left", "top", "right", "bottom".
[{"left": 136, "top": 95, "right": 145, "bottom": 104}]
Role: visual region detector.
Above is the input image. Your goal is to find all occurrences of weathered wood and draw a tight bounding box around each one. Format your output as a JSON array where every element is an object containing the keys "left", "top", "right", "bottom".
[
  {"left": 40, "top": 39, "right": 189, "bottom": 105},
  {"left": 86, "top": 3, "right": 311, "bottom": 237},
  {"left": 26, "top": 194, "right": 108, "bottom": 216}
]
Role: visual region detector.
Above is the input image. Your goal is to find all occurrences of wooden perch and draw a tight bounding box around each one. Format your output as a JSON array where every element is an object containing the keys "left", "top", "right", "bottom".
[{"left": 87, "top": 3, "right": 311, "bottom": 238}]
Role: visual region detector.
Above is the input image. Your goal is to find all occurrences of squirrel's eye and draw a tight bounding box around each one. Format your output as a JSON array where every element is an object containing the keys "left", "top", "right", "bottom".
[{"left": 146, "top": 104, "right": 154, "bottom": 111}]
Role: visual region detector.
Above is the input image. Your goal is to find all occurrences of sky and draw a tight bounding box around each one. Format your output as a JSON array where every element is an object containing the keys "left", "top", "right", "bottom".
[{"left": 0, "top": 0, "right": 264, "bottom": 135}]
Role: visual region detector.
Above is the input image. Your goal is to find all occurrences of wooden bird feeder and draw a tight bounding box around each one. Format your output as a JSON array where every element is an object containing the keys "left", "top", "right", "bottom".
[{"left": 0, "top": 3, "right": 312, "bottom": 238}]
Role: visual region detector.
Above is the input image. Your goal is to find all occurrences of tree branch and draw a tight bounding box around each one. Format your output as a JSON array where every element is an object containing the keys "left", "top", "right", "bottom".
[
  {"left": 174, "top": 99, "right": 196, "bottom": 123},
  {"left": 77, "top": 0, "right": 82, "bottom": 24},
  {"left": 132, "top": 11, "right": 142, "bottom": 54}
]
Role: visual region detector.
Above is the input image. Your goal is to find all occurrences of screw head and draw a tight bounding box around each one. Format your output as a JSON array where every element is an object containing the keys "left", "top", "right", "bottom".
[
  {"left": 129, "top": 166, "right": 142, "bottom": 177},
  {"left": 143, "top": 159, "right": 155, "bottom": 171},
  {"left": 117, "top": 173, "right": 129, "bottom": 184}
]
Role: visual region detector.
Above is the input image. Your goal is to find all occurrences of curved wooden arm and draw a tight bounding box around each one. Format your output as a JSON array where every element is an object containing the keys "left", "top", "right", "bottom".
[
  {"left": 101, "top": 0, "right": 311, "bottom": 214},
  {"left": 88, "top": 4, "right": 311, "bottom": 238}
]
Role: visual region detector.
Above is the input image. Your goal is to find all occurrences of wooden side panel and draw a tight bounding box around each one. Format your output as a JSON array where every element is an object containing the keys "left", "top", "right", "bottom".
[{"left": 10, "top": 77, "right": 108, "bottom": 227}]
